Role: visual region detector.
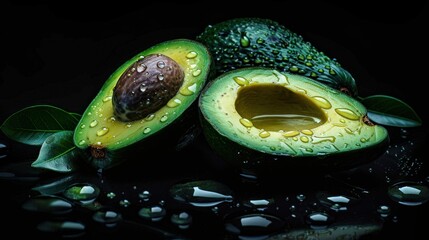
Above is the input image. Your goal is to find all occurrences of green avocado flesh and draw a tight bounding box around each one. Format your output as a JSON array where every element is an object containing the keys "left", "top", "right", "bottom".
[
  {"left": 199, "top": 68, "right": 388, "bottom": 169},
  {"left": 196, "top": 18, "right": 358, "bottom": 96},
  {"left": 74, "top": 39, "right": 211, "bottom": 164}
]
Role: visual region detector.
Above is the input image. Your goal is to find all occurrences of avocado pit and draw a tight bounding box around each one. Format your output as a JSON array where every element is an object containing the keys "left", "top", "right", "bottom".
[{"left": 113, "top": 54, "right": 185, "bottom": 122}]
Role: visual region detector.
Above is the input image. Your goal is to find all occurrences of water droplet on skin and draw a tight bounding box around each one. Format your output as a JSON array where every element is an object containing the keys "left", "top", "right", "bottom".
[
  {"left": 139, "top": 205, "right": 166, "bottom": 222},
  {"left": 300, "top": 136, "right": 310, "bottom": 143},
  {"left": 257, "top": 38, "right": 264, "bottom": 44},
  {"left": 240, "top": 36, "right": 250, "bottom": 47},
  {"left": 224, "top": 213, "right": 285, "bottom": 236},
  {"left": 157, "top": 74, "right": 164, "bottom": 81},
  {"left": 167, "top": 98, "right": 182, "bottom": 108},
  {"left": 388, "top": 181, "right": 429, "bottom": 206},
  {"left": 335, "top": 108, "right": 360, "bottom": 120},
  {"left": 102, "top": 96, "right": 112, "bottom": 102},
  {"left": 93, "top": 209, "right": 122, "bottom": 228},
  {"left": 170, "top": 180, "right": 234, "bottom": 207},
  {"left": 157, "top": 61, "right": 165, "bottom": 69},
  {"left": 171, "top": 212, "right": 192, "bottom": 229},
  {"left": 312, "top": 96, "right": 332, "bottom": 109},
  {"left": 233, "top": 76, "right": 249, "bottom": 86},
  {"left": 160, "top": 115, "right": 168, "bottom": 122},
  {"left": 137, "top": 63, "right": 147, "bottom": 73},
  {"left": 377, "top": 205, "right": 391, "bottom": 217},
  {"left": 289, "top": 66, "right": 299, "bottom": 72},
  {"left": 89, "top": 120, "right": 98, "bottom": 128},
  {"left": 143, "top": 127, "right": 151, "bottom": 134},
  {"left": 305, "top": 212, "right": 333, "bottom": 229},
  {"left": 119, "top": 199, "right": 131, "bottom": 207},
  {"left": 259, "top": 131, "right": 270, "bottom": 138},
  {"left": 139, "top": 190, "right": 151, "bottom": 201},
  {"left": 80, "top": 124, "right": 86, "bottom": 129},
  {"left": 37, "top": 220, "right": 86, "bottom": 238},
  {"left": 240, "top": 118, "right": 253, "bottom": 128},
  {"left": 192, "top": 69, "right": 202, "bottom": 77},
  {"left": 87, "top": 112, "right": 92, "bottom": 116},
  {"left": 145, "top": 114, "right": 155, "bottom": 121},
  {"left": 186, "top": 51, "right": 198, "bottom": 59},
  {"left": 78, "top": 140, "right": 86, "bottom": 146},
  {"left": 22, "top": 196, "right": 73, "bottom": 214},
  {"left": 96, "top": 127, "right": 109, "bottom": 137},
  {"left": 63, "top": 183, "right": 100, "bottom": 205},
  {"left": 107, "top": 192, "right": 116, "bottom": 199}
]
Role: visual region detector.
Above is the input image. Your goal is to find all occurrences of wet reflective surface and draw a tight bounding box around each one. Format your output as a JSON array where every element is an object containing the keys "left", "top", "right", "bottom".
[{"left": 1, "top": 126, "right": 428, "bottom": 239}]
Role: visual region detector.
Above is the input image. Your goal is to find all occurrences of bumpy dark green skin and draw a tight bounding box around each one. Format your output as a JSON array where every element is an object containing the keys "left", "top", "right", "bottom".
[{"left": 196, "top": 18, "right": 358, "bottom": 96}]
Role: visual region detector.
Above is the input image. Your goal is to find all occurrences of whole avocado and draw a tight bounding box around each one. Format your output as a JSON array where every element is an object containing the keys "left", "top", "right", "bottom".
[{"left": 196, "top": 18, "right": 358, "bottom": 97}]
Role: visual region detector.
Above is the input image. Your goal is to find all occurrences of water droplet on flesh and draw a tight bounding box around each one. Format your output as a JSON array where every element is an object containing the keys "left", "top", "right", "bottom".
[
  {"left": 160, "top": 115, "right": 168, "bottom": 122},
  {"left": 186, "top": 51, "right": 198, "bottom": 59},
  {"left": 233, "top": 76, "right": 249, "bottom": 86},
  {"left": 192, "top": 69, "right": 202, "bottom": 77},
  {"left": 143, "top": 127, "right": 151, "bottom": 134},
  {"left": 335, "top": 108, "right": 360, "bottom": 120},
  {"left": 89, "top": 120, "right": 98, "bottom": 128},
  {"left": 240, "top": 118, "right": 253, "bottom": 128},
  {"left": 96, "top": 127, "right": 109, "bottom": 137},
  {"left": 102, "top": 96, "right": 112, "bottom": 102}
]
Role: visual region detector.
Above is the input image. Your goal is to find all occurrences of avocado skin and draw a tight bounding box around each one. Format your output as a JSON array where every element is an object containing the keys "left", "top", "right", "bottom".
[
  {"left": 200, "top": 113, "right": 389, "bottom": 176},
  {"left": 196, "top": 18, "right": 358, "bottom": 97}
]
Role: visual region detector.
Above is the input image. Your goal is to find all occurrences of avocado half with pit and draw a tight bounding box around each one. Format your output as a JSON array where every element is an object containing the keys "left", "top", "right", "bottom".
[
  {"left": 74, "top": 39, "right": 211, "bottom": 169},
  {"left": 199, "top": 68, "right": 389, "bottom": 174}
]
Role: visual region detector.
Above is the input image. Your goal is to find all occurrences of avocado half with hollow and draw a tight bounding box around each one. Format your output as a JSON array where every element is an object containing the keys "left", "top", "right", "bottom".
[
  {"left": 199, "top": 68, "right": 389, "bottom": 174},
  {"left": 74, "top": 39, "right": 211, "bottom": 169}
]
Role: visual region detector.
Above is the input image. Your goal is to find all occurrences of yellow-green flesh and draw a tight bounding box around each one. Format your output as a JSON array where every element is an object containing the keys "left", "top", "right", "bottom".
[
  {"left": 74, "top": 39, "right": 210, "bottom": 151},
  {"left": 200, "top": 68, "right": 388, "bottom": 156}
]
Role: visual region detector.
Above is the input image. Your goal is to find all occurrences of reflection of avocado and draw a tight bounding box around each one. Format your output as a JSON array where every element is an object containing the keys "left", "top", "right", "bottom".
[
  {"left": 197, "top": 18, "right": 358, "bottom": 97},
  {"left": 199, "top": 68, "right": 389, "bottom": 173},
  {"left": 74, "top": 39, "right": 212, "bottom": 169}
]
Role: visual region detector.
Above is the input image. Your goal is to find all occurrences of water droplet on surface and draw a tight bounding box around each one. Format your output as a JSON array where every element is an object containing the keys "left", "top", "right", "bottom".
[
  {"left": 157, "top": 74, "right": 164, "bottom": 81},
  {"left": 377, "top": 205, "right": 391, "bottom": 218},
  {"left": 167, "top": 98, "right": 182, "bottom": 108},
  {"left": 37, "top": 220, "right": 85, "bottom": 238},
  {"left": 102, "top": 96, "right": 112, "bottom": 102},
  {"left": 137, "top": 63, "right": 147, "bottom": 73},
  {"left": 225, "top": 213, "right": 285, "bottom": 236},
  {"left": 259, "top": 131, "right": 270, "bottom": 138},
  {"left": 139, "top": 190, "right": 151, "bottom": 201},
  {"left": 96, "top": 127, "right": 109, "bottom": 137},
  {"left": 138, "top": 205, "right": 166, "bottom": 222},
  {"left": 243, "top": 198, "right": 274, "bottom": 210},
  {"left": 233, "top": 76, "right": 249, "bottom": 86},
  {"left": 240, "top": 118, "right": 253, "bottom": 128},
  {"left": 89, "top": 120, "right": 98, "bottom": 128},
  {"left": 296, "top": 194, "right": 306, "bottom": 201},
  {"left": 119, "top": 199, "right": 131, "bottom": 207},
  {"left": 107, "top": 192, "right": 116, "bottom": 199},
  {"left": 63, "top": 183, "right": 100, "bottom": 204},
  {"left": 283, "top": 130, "right": 300, "bottom": 138},
  {"left": 170, "top": 180, "right": 234, "bottom": 207},
  {"left": 143, "top": 127, "right": 151, "bottom": 134},
  {"left": 301, "top": 129, "right": 313, "bottom": 136},
  {"left": 300, "top": 136, "right": 309, "bottom": 143},
  {"left": 240, "top": 36, "right": 250, "bottom": 47},
  {"left": 145, "top": 114, "right": 155, "bottom": 121},
  {"left": 388, "top": 181, "right": 429, "bottom": 206},
  {"left": 80, "top": 124, "right": 86, "bottom": 129},
  {"left": 78, "top": 140, "right": 86, "bottom": 146},
  {"left": 160, "top": 115, "right": 168, "bottom": 123},
  {"left": 305, "top": 212, "right": 333, "bottom": 229},
  {"left": 317, "top": 192, "right": 357, "bottom": 212},
  {"left": 335, "top": 108, "right": 360, "bottom": 120},
  {"left": 22, "top": 196, "right": 73, "bottom": 214},
  {"left": 93, "top": 209, "right": 122, "bottom": 228},
  {"left": 180, "top": 83, "right": 197, "bottom": 96},
  {"left": 186, "top": 51, "right": 198, "bottom": 59},
  {"left": 157, "top": 61, "right": 165, "bottom": 69},
  {"left": 140, "top": 85, "right": 147, "bottom": 93},
  {"left": 192, "top": 69, "right": 202, "bottom": 77},
  {"left": 171, "top": 212, "right": 192, "bottom": 229}
]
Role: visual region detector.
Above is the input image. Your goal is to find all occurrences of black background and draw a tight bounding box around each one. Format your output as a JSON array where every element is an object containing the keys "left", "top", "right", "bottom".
[{"left": 1, "top": 1, "right": 428, "bottom": 239}]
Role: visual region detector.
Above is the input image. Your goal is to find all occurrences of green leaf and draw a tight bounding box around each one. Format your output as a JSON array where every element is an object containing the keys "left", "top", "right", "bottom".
[
  {"left": 31, "top": 131, "right": 83, "bottom": 173},
  {"left": 0, "top": 105, "right": 79, "bottom": 145},
  {"left": 361, "top": 95, "right": 422, "bottom": 127}
]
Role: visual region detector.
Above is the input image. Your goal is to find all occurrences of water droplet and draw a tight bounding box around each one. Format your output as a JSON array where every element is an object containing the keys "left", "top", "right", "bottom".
[
  {"left": 312, "top": 96, "right": 332, "bottom": 109},
  {"left": 87, "top": 112, "right": 92, "bottom": 116},
  {"left": 139, "top": 190, "right": 151, "bottom": 201},
  {"left": 37, "top": 220, "right": 85, "bottom": 238},
  {"left": 305, "top": 212, "right": 333, "bottom": 229},
  {"left": 119, "top": 199, "right": 131, "bottom": 207},
  {"left": 170, "top": 180, "right": 234, "bottom": 207},
  {"left": 179, "top": 83, "right": 197, "bottom": 96},
  {"left": 93, "top": 209, "right": 122, "bottom": 228},
  {"left": 192, "top": 69, "right": 202, "bottom": 77},
  {"left": 22, "top": 196, "right": 73, "bottom": 214},
  {"left": 78, "top": 140, "right": 86, "bottom": 146},
  {"left": 137, "top": 63, "right": 147, "bottom": 73},
  {"left": 301, "top": 129, "right": 313, "bottom": 136},
  {"left": 377, "top": 205, "right": 391, "bottom": 218},
  {"left": 138, "top": 205, "right": 166, "bottom": 222},
  {"left": 167, "top": 98, "right": 182, "bottom": 108},
  {"left": 233, "top": 76, "right": 249, "bottom": 86},
  {"left": 157, "top": 61, "right": 165, "bottom": 69},
  {"left": 289, "top": 66, "right": 299, "bottom": 72},
  {"left": 171, "top": 212, "right": 192, "bottom": 229},
  {"left": 240, "top": 36, "right": 250, "bottom": 48},
  {"left": 140, "top": 84, "right": 147, "bottom": 92},
  {"left": 283, "top": 130, "right": 300, "bottom": 138},
  {"left": 317, "top": 192, "right": 357, "bottom": 212},
  {"left": 143, "top": 127, "right": 151, "bottom": 134},
  {"left": 160, "top": 115, "right": 168, "bottom": 122},
  {"left": 240, "top": 118, "right": 253, "bottom": 128},
  {"left": 186, "top": 51, "right": 198, "bottom": 59},
  {"left": 96, "top": 127, "right": 109, "bottom": 137},
  {"left": 388, "top": 181, "right": 429, "bottom": 206},
  {"left": 335, "top": 108, "right": 360, "bottom": 120},
  {"left": 145, "top": 114, "right": 155, "bottom": 121},
  {"left": 63, "top": 183, "right": 100, "bottom": 204},
  {"left": 300, "top": 136, "right": 309, "bottom": 143},
  {"left": 297, "top": 194, "right": 306, "bottom": 201},
  {"left": 259, "top": 131, "right": 270, "bottom": 138},
  {"left": 102, "top": 96, "right": 112, "bottom": 102},
  {"left": 243, "top": 198, "right": 274, "bottom": 210},
  {"left": 80, "top": 124, "right": 86, "bottom": 129},
  {"left": 126, "top": 124, "right": 132, "bottom": 128},
  {"left": 157, "top": 74, "right": 164, "bottom": 81},
  {"left": 225, "top": 213, "right": 285, "bottom": 236},
  {"left": 106, "top": 192, "right": 116, "bottom": 199},
  {"left": 89, "top": 120, "right": 98, "bottom": 128}
]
